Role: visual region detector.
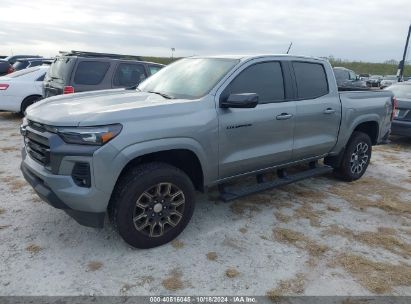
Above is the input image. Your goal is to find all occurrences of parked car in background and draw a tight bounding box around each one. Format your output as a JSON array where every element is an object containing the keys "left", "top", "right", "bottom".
[
  {"left": 4, "top": 55, "right": 42, "bottom": 65},
  {"left": 0, "top": 56, "right": 7, "bottom": 59},
  {"left": 0, "top": 66, "right": 49, "bottom": 114},
  {"left": 333, "top": 67, "right": 368, "bottom": 90},
  {"left": 22, "top": 55, "right": 394, "bottom": 248},
  {"left": 367, "top": 75, "right": 383, "bottom": 87},
  {"left": 13, "top": 58, "right": 53, "bottom": 71},
  {"left": 0, "top": 59, "right": 14, "bottom": 76},
  {"left": 385, "top": 82, "right": 411, "bottom": 136},
  {"left": 43, "top": 51, "right": 164, "bottom": 98},
  {"left": 359, "top": 73, "right": 370, "bottom": 81},
  {"left": 380, "top": 75, "right": 398, "bottom": 89}
]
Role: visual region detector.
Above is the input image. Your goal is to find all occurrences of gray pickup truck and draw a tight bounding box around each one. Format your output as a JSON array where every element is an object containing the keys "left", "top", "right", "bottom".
[{"left": 20, "top": 55, "right": 394, "bottom": 248}]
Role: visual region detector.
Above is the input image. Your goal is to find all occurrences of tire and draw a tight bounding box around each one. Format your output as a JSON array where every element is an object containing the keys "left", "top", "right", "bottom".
[
  {"left": 21, "top": 95, "right": 41, "bottom": 115},
  {"left": 335, "top": 131, "right": 372, "bottom": 181},
  {"left": 109, "top": 162, "right": 196, "bottom": 249}
]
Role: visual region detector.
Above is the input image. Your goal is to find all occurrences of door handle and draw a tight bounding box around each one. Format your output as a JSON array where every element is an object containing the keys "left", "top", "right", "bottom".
[
  {"left": 276, "top": 113, "right": 293, "bottom": 120},
  {"left": 323, "top": 108, "right": 336, "bottom": 114}
]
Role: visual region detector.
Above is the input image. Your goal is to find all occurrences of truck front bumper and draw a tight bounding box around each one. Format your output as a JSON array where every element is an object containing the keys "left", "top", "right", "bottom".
[{"left": 21, "top": 148, "right": 107, "bottom": 228}]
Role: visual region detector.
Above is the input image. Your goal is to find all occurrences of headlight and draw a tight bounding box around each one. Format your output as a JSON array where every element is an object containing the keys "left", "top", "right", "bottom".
[{"left": 56, "top": 124, "right": 122, "bottom": 145}]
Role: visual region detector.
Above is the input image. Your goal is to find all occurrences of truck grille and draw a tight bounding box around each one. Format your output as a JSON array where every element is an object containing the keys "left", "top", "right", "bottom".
[{"left": 24, "top": 129, "right": 50, "bottom": 166}]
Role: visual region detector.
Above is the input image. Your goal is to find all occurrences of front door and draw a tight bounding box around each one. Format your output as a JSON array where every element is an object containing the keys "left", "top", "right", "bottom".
[{"left": 217, "top": 60, "right": 296, "bottom": 179}]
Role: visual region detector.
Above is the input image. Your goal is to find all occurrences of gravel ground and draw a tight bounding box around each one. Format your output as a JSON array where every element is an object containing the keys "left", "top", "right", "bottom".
[{"left": 0, "top": 111, "right": 410, "bottom": 297}]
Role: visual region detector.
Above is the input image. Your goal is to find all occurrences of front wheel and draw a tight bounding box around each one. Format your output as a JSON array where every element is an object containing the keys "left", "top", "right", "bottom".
[
  {"left": 335, "top": 131, "right": 372, "bottom": 181},
  {"left": 109, "top": 162, "right": 196, "bottom": 249}
]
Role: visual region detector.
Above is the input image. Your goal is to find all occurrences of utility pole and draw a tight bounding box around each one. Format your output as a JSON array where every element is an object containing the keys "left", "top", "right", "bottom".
[
  {"left": 286, "top": 42, "right": 293, "bottom": 54},
  {"left": 397, "top": 24, "right": 411, "bottom": 82}
]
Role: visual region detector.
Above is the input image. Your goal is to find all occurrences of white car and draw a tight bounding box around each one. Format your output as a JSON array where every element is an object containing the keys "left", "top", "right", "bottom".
[{"left": 0, "top": 66, "right": 49, "bottom": 114}]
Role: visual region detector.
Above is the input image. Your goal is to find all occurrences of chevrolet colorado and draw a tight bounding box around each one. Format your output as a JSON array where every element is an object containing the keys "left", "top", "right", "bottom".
[{"left": 20, "top": 55, "right": 395, "bottom": 248}]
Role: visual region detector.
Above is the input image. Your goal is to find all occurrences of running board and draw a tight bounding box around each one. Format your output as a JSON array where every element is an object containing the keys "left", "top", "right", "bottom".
[{"left": 219, "top": 165, "right": 333, "bottom": 202}]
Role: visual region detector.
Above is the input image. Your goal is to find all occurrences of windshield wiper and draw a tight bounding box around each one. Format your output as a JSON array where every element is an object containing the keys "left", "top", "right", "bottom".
[{"left": 148, "top": 90, "right": 174, "bottom": 99}]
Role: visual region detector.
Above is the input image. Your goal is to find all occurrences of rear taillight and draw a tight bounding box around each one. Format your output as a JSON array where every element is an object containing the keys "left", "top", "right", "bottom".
[
  {"left": 6, "top": 67, "right": 14, "bottom": 74},
  {"left": 391, "top": 96, "right": 398, "bottom": 121},
  {"left": 63, "top": 86, "right": 75, "bottom": 94},
  {"left": 0, "top": 84, "right": 9, "bottom": 90}
]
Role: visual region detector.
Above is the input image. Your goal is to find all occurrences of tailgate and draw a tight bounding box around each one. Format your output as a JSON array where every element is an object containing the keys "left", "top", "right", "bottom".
[{"left": 395, "top": 99, "right": 411, "bottom": 121}]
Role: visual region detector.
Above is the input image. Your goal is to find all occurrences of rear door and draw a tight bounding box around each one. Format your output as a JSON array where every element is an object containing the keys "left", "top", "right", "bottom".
[
  {"left": 217, "top": 59, "right": 296, "bottom": 179},
  {"left": 291, "top": 61, "right": 341, "bottom": 160}
]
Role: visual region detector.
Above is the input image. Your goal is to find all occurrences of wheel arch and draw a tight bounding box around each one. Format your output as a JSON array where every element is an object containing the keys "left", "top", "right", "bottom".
[
  {"left": 117, "top": 148, "right": 205, "bottom": 192},
  {"left": 21, "top": 94, "right": 42, "bottom": 113},
  {"left": 352, "top": 120, "right": 379, "bottom": 145}
]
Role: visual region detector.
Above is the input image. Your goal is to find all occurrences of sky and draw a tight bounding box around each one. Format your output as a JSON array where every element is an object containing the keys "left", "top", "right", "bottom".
[{"left": 0, "top": 0, "right": 410, "bottom": 62}]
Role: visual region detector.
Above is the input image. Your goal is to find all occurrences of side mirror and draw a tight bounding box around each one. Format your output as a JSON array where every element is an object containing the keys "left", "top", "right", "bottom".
[{"left": 220, "top": 93, "right": 258, "bottom": 109}]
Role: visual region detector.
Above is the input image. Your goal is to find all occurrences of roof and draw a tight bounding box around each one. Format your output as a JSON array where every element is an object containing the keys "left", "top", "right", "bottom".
[
  {"left": 188, "top": 54, "right": 327, "bottom": 62},
  {"left": 16, "top": 58, "right": 53, "bottom": 62},
  {"left": 59, "top": 50, "right": 142, "bottom": 61}
]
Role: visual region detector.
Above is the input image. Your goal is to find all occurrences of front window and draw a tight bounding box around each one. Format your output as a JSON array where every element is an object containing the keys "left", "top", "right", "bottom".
[{"left": 138, "top": 58, "right": 239, "bottom": 99}]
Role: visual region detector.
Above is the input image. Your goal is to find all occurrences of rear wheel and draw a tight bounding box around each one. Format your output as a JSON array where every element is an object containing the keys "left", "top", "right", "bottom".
[
  {"left": 20, "top": 95, "right": 41, "bottom": 115},
  {"left": 335, "top": 131, "right": 372, "bottom": 181},
  {"left": 109, "top": 162, "right": 195, "bottom": 249}
]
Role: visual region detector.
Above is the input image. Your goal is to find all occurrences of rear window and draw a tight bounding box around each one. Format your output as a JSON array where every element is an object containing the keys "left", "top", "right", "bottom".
[
  {"left": 293, "top": 62, "right": 329, "bottom": 99},
  {"left": 7, "top": 68, "right": 39, "bottom": 78},
  {"left": 47, "top": 57, "right": 74, "bottom": 82},
  {"left": 74, "top": 61, "right": 110, "bottom": 85},
  {"left": 334, "top": 69, "right": 349, "bottom": 82},
  {"left": 13, "top": 61, "right": 29, "bottom": 71}
]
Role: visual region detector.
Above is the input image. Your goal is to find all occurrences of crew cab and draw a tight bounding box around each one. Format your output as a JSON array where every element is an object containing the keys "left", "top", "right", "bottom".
[{"left": 21, "top": 55, "right": 394, "bottom": 248}]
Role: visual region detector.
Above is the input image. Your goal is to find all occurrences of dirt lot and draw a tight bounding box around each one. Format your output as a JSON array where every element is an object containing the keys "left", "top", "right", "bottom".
[{"left": 0, "top": 112, "right": 410, "bottom": 297}]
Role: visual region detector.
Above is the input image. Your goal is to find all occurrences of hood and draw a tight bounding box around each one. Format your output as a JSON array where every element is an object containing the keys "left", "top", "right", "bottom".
[{"left": 26, "top": 89, "right": 193, "bottom": 126}]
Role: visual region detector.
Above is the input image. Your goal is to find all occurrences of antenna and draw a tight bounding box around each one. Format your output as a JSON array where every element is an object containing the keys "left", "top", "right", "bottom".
[{"left": 286, "top": 42, "right": 293, "bottom": 54}]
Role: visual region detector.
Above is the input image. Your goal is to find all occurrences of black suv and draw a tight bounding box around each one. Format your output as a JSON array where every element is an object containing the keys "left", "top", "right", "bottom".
[
  {"left": 5, "top": 55, "right": 42, "bottom": 65},
  {"left": 13, "top": 58, "right": 53, "bottom": 71},
  {"left": 43, "top": 51, "right": 164, "bottom": 97}
]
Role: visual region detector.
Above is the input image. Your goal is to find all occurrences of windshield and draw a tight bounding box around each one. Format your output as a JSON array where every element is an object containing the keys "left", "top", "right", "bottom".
[
  {"left": 138, "top": 58, "right": 240, "bottom": 99},
  {"left": 387, "top": 84, "right": 411, "bottom": 99}
]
